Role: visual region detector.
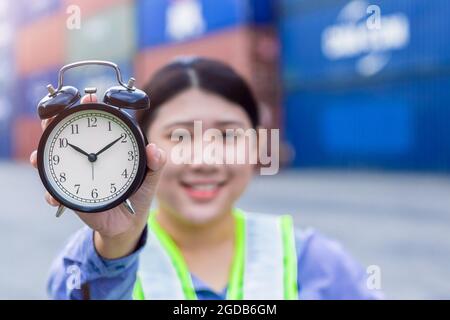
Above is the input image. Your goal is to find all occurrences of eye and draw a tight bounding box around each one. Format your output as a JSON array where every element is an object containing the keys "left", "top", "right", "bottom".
[
  {"left": 168, "top": 130, "right": 192, "bottom": 141},
  {"left": 223, "top": 130, "right": 244, "bottom": 140}
]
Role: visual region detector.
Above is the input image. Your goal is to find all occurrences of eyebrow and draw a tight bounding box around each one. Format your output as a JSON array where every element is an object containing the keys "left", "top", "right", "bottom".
[{"left": 163, "top": 120, "right": 248, "bottom": 130}]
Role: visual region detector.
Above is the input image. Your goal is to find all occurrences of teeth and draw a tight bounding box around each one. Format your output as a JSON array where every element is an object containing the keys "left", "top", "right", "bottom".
[{"left": 189, "top": 184, "right": 217, "bottom": 191}]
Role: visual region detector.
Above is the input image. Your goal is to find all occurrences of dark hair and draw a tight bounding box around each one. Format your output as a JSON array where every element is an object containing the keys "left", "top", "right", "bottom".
[{"left": 136, "top": 57, "right": 260, "bottom": 134}]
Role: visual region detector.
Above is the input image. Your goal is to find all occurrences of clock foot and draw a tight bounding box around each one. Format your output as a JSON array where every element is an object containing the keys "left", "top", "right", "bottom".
[
  {"left": 123, "top": 199, "right": 136, "bottom": 215},
  {"left": 56, "top": 205, "right": 66, "bottom": 218}
]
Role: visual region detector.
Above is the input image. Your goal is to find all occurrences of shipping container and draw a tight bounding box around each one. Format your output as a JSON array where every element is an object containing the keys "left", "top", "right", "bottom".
[
  {"left": 0, "top": 1, "right": 17, "bottom": 48},
  {"left": 62, "top": 0, "right": 131, "bottom": 19},
  {"left": 135, "top": 25, "right": 282, "bottom": 129},
  {"left": 0, "top": 22, "right": 17, "bottom": 104},
  {"left": 134, "top": 26, "right": 254, "bottom": 85},
  {"left": 11, "top": 116, "right": 42, "bottom": 161},
  {"left": 0, "top": 1, "right": 17, "bottom": 159},
  {"left": 0, "top": 48, "right": 15, "bottom": 90},
  {"left": 136, "top": 0, "right": 274, "bottom": 49},
  {"left": 17, "top": 68, "right": 59, "bottom": 116},
  {"left": 278, "top": 0, "right": 450, "bottom": 90},
  {"left": 0, "top": 123, "right": 12, "bottom": 158},
  {"left": 65, "top": 2, "right": 136, "bottom": 63},
  {"left": 15, "top": 13, "right": 65, "bottom": 75},
  {"left": 279, "top": 0, "right": 450, "bottom": 171},
  {"left": 284, "top": 75, "right": 450, "bottom": 171},
  {"left": 15, "top": 0, "right": 61, "bottom": 26},
  {"left": 248, "top": 0, "right": 276, "bottom": 25},
  {"left": 0, "top": 95, "right": 13, "bottom": 159}
]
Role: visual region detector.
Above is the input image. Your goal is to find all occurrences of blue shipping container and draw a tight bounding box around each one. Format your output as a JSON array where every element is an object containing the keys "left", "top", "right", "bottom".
[
  {"left": 284, "top": 75, "right": 450, "bottom": 171},
  {"left": 17, "top": 68, "right": 59, "bottom": 117},
  {"left": 279, "top": 0, "right": 450, "bottom": 90},
  {"left": 0, "top": 95, "right": 13, "bottom": 158},
  {"left": 136, "top": 0, "right": 274, "bottom": 49}
]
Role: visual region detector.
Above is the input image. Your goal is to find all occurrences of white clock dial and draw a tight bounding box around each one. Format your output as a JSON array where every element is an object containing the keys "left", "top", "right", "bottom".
[{"left": 42, "top": 110, "right": 140, "bottom": 209}]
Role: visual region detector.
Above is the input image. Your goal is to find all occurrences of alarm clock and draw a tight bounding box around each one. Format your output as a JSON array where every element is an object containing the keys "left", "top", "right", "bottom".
[{"left": 36, "top": 60, "right": 149, "bottom": 217}]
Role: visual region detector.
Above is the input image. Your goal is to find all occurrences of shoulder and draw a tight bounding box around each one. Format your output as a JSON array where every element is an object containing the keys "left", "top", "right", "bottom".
[{"left": 293, "top": 227, "right": 384, "bottom": 299}]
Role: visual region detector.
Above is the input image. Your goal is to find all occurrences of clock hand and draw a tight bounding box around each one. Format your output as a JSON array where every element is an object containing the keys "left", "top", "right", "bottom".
[
  {"left": 95, "top": 136, "right": 123, "bottom": 157},
  {"left": 68, "top": 143, "right": 90, "bottom": 157}
]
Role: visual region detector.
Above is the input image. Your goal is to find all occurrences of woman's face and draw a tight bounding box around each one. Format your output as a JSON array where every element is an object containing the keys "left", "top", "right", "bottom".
[{"left": 147, "top": 88, "right": 256, "bottom": 225}]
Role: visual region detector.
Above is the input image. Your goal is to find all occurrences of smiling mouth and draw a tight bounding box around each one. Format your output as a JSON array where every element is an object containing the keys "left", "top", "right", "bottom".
[{"left": 180, "top": 181, "right": 226, "bottom": 201}]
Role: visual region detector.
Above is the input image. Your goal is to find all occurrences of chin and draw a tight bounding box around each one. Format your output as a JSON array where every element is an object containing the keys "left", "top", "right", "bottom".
[{"left": 180, "top": 204, "right": 226, "bottom": 225}]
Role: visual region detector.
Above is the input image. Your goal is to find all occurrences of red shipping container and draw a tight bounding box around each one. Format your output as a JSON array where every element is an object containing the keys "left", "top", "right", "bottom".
[
  {"left": 134, "top": 27, "right": 254, "bottom": 88},
  {"left": 12, "top": 117, "right": 42, "bottom": 161},
  {"left": 134, "top": 26, "right": 281, "bottom": 127},
  {"left": 15, "top": 13, "right": 66, "bottom": 76}
]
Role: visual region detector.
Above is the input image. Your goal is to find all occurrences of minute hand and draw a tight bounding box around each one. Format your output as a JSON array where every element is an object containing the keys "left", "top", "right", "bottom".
[{"left": 95, "top": 136, "right": 123, "bottom": 157}]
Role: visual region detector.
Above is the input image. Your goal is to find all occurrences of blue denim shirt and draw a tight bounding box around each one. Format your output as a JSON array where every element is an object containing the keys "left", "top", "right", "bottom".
[{"left": 47, "top": 225, "right": 383, "bottom": 300}]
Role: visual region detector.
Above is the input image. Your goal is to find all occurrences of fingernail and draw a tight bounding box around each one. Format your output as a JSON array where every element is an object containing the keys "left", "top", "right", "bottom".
[
  {"left": 29, "top": 151, "right": 36, "bottom": 163},
  {"left": 154, "top": 147, "right": 161, "bottom": 160},
  {"left": 148, "top": 144, "right": 162, "bottom": 171}
]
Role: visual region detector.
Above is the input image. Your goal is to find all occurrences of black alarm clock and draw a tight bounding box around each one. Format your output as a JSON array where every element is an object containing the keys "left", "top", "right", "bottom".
[{"left": 36, "top": 60, "right": 149, "bottom": 217}]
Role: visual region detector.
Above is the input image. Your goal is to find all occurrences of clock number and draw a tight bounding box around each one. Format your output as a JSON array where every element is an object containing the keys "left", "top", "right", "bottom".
[
  {"left": 121, "top": 169, "right": 128, "bottom": 179},
  {"left": 87, "top": 117, "right": 97, "bottom": 128},
  {"left": 120, "top": 133, "right": 127, "bottom": 143},
  {"left": 52, "top": 155, "right": 60, "bottom": 165},
  {"left": 59, "top": 172, "right": 66, "bottom": 183},
  {"left": 108, "top": 121, "right": 112, "bottom": 131},
  {"left": 91, "top": 188, "right": 98, "bottom": 199},
  {"left": 128, "top": 151, "right": 135, "bottom": 161},
  {"left": 71, "top": 124, "right": 79, "bottom": 134},
  {"left": 59, "top": 138, "right": 68, "bottom": 148},
  {"left": 74, "top": 184, "right": 80, "bottom": 194},
  {"left": 110, "top": 183, "right": 117, "bottom": 194}
]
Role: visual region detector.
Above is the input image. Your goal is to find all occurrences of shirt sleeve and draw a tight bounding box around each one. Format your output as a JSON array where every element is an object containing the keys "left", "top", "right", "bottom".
[
  {"left": 295, "top": 228, "right": 384, "bottom": 300},
  {"left": 47, "top": 225, "right": 147, "bottom": 300}
]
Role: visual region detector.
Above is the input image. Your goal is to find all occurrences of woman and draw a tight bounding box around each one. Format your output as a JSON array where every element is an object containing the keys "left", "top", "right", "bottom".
[{"left": 30, "top": 57, "right": 382, "bottom": 300}]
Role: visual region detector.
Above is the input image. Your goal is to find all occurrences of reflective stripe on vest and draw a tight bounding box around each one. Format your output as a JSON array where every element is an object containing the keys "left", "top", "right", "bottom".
[{"left": 133, "top": 208, "right": 298, "bottom": 300}]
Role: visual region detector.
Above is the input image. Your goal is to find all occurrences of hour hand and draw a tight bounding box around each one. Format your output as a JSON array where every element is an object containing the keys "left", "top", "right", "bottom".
[{"left": 68, "top": 143, "right": 90, "bottom": 157}]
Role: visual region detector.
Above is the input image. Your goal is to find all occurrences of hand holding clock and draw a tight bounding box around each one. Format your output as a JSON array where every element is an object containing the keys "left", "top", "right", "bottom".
[{"left": 30, "top": 94, "right": 167, "bottom": 259}]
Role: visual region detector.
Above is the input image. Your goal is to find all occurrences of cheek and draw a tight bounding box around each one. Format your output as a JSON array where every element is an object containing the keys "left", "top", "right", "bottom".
[
  {"left": 156, "top": 159, "right": 180, "bottom": 187},
  {"left": 225, "top": 164, "right": 254, "bottom": 198}
]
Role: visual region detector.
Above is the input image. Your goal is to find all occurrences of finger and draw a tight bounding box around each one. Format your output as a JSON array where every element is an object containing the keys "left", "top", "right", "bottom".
[
  {"left": 147, "top": 143, "right": 166, "bottom": 172},
  {"left": 45, "top": 192, "right": 60, "bottom": 207},
  {"left": 41, "top": 116, "right": 56, "bottom": 131},
  {"left": 137, "top": 144, "right": 166, "bottom": 195},
  {"left": 81, "top": 94, "right": 98, "bottom": 103},
  {"left": 30, "top": 150, "right": 37, "bottom": 169}
]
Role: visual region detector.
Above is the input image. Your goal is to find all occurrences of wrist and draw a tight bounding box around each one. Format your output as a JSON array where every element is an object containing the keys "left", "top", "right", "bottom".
[{"left": 94, "top": 224, "right": 146, "bottom": 259}]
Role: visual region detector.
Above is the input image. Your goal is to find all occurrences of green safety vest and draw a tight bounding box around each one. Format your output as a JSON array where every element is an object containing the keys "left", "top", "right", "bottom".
[{"left": 133, "top": 208, "right": 298, "bottom": 300}]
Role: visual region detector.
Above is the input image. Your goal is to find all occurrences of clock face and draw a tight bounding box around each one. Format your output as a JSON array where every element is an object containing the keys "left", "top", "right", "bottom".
[{"left": 39, "top": 105, "right": 146, "bottom": 212}]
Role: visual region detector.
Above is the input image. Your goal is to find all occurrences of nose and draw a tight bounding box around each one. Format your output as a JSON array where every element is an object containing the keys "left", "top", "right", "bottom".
[{"left": 188, "top": 160, "right": 221, "bottom": 174}]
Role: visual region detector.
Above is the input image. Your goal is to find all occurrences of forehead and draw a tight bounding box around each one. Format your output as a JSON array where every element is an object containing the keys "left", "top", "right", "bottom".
[{"left": 151, "top": 88, "right": 253, "bottom": 129}]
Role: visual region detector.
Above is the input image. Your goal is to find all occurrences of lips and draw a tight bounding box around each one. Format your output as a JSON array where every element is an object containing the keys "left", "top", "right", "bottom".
[{"left": 180, "top": 181, "right": 225, "bottom": 201}]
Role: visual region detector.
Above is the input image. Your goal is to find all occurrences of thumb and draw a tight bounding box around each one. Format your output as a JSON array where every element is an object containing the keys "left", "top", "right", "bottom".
[{"left": 137, "top": 143, "right": 167, "bottom": 196}]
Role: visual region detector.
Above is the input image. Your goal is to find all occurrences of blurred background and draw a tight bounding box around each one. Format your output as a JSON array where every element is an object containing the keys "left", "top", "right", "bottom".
[{"left": 0, "top": 0, "right": 449, "bottom": 299}]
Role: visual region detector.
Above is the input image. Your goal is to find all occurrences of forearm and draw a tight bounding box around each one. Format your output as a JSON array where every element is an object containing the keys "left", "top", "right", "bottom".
[{"left": 47, "top": 226, "right": 146, "bottom": 300}]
